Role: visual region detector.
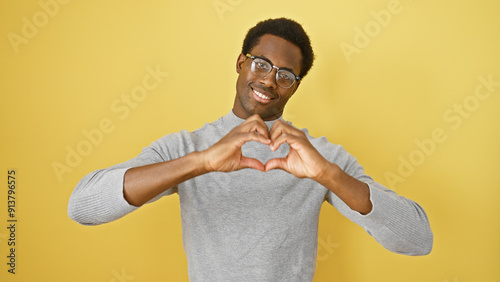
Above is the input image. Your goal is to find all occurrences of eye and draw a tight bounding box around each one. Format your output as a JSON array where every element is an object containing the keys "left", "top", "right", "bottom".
[
  {"left": 254, "top": 59, "right": 270, "bottom": 70},
  {"left": 278, "top": 71, "right": 294, "bottom": 82},
  {"left": 257, "top": 62, "right": 267, "bottom": 68}
]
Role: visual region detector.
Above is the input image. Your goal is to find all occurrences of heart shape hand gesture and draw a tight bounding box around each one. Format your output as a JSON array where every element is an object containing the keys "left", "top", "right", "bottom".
[{"left": 202, "top": 114, "right": 330, "bottom": 180}]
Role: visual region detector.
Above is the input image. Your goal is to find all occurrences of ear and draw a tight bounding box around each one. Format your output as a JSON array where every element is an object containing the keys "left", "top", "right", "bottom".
[{"left": 236, "top": 53, "right": 247, "bottom": 74}]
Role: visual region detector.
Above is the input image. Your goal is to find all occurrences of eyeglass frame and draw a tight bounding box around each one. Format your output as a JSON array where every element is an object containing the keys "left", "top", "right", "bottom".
[{"left": 245, "top": 53, "right": 301, "bottom": 88}]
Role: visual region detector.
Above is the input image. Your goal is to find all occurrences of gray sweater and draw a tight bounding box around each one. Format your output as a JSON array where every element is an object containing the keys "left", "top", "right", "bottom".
[{"left": 68, "top": 111, "right": 433, "bottom": 281}]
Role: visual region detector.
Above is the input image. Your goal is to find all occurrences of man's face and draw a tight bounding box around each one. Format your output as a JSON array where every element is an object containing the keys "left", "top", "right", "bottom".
[{"left": 233, "top": 34, "right": 302, "bottom": 121}]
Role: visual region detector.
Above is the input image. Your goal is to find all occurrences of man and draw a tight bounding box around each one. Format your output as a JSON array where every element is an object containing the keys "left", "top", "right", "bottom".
[{"left": 68, "top": 18, "right": 433, "bottom": 281}]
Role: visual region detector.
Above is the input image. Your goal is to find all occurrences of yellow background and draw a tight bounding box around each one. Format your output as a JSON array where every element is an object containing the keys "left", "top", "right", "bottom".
[{"left": 1, "top": 0, "right": 499, "bottom": 281}]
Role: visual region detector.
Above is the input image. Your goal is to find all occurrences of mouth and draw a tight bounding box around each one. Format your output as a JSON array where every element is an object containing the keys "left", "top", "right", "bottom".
[{"left": 251, "top": 87, "right": 274, "bottom": 104}]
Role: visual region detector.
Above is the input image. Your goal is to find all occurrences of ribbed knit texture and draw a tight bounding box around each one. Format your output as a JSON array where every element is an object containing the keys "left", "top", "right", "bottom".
[{"left": 68, "top": 111, "right": 433, "bottom": 281}]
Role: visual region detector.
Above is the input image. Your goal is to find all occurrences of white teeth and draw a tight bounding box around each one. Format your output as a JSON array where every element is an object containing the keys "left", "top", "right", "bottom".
[{"left": 253, "top": 89, "right": 270, "bottom": 100}]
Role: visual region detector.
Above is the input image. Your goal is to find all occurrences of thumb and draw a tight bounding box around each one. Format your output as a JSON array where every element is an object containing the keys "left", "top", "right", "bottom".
[
  {"left": 240, "top": 157, "right": 265, "bottom": 171},
  {"left": 264, "top": 158, "right": 287, "bottom": 172}
]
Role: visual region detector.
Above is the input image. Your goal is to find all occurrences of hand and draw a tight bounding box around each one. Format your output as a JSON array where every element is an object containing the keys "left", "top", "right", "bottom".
[
  {"left": 264, "top": 120, "right": 330, "bottom": 180},
  {"left": 202, "top": 114, "right": 271, "bottom": 172}
]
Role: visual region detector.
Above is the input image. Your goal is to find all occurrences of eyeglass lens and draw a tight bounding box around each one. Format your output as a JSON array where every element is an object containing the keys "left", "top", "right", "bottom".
[{"left": 251, "top": 58, "right": 295, "bottom": 88}]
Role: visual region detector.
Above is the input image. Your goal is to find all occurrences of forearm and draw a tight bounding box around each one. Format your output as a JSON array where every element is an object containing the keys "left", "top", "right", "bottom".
[
  {"left": 315, "top": 162, "right": 372, "bottom": 215},
  {"left": 329, "top": 182, "right": 433, "bottom": 255},
  {"left": 124, "top": 151, "right": 208, "bottom": 206},
  {"left": 318, "top": 162, "right": 432, "bottom": 255}
]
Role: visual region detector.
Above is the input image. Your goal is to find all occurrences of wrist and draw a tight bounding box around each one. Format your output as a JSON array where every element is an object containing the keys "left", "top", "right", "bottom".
[
  {"left": 183, "top": 151, "right": 211, "bottom": 177},
  {"left": 195, "top": 150, "right": 215, "bottom": 174},
  {"left": 314, "top": 162, "right": 341, "bottom": 189}
]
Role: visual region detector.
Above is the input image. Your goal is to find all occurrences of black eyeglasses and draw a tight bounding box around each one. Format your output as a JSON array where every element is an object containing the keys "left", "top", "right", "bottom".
[{"left": 245, "top": 54, "right": 300, "bottom": 88}]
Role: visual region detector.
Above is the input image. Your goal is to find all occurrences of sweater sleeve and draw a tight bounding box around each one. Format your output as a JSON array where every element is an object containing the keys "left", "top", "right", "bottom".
[
  {"left": 68, "top": 146, "right": 176, "bottom": 226},
  {"left": 326, "top": 148, "right": 433, "bottom": 256}
]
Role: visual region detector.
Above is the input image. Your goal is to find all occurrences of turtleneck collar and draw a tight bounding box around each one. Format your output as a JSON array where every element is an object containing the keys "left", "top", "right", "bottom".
[{"left": 222, "top": 109, "right": 286, "bottom": 129}]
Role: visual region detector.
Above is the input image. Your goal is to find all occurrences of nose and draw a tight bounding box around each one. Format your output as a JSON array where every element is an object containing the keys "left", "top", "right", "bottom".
[{"left": 258, "top": 68, "right": 278, "bottom": 89}]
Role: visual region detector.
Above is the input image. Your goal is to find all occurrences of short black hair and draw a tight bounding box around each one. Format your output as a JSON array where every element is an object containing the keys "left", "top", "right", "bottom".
[{"left": 241, "top": 18, "right": 315, "bottom": 78}]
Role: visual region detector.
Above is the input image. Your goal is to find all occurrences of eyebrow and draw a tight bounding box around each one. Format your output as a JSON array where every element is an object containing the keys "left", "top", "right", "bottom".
[{"left": 258, "top": 54, "right": 297, "bottom": 75}]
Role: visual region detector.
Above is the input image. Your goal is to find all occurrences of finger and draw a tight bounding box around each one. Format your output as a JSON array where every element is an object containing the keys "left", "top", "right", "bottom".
[
  {"left": 269, "top": 120, "right": 299, "bottom": 141},
  {"left": 244, "top": 119, "right": 270, "bottom": 139},
  {"left": 268, "top": 120, "right": 285, "bottom": 141},
  {"left": 236, "top": 116, "right": 270, "bottom": 138},
  {"left": 264, "top": 158, "right": 287, "bottom": 172},
  {"left": 269, "top": 133, "right": 287, "bottom": 151},
  {"left": 270, "top": 132, "right": 305, "bottom": 152},
  {"left": 251, "top": 124, "right": 271, "bottom": 140},
  {"left": 226, "top": 126, "right": 270, "bottom": 147},
  {"left": 240, "top": 156, "right": 265, "bottom": 171},
  {"left": 236, "top": 132, "right": 271, "bottom": 146}
]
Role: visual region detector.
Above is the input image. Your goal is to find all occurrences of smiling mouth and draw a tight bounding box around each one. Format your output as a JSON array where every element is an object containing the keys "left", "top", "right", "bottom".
[{"left": 251, "top": 88, "right": 273, "bottom": 103}]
